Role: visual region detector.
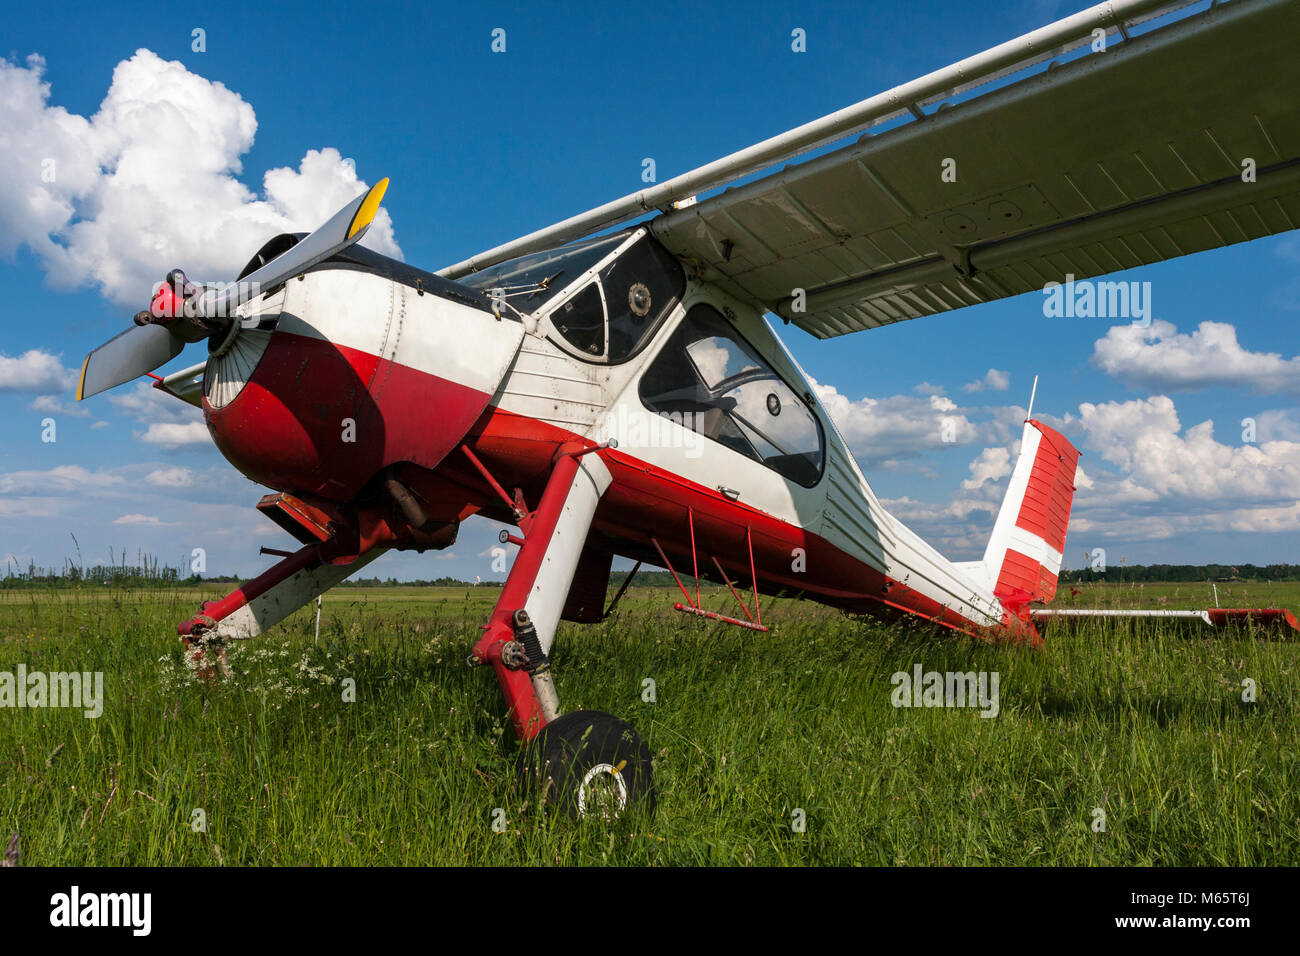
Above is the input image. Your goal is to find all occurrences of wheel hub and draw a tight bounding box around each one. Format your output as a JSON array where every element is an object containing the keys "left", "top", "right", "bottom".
[{"left": 577, "top": 761, "right": 629, "bottom": 819}]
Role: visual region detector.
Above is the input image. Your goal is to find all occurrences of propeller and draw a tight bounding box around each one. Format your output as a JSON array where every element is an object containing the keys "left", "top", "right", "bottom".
[{"left": 76, "top": 177, "right": 390, "bottom": 401}]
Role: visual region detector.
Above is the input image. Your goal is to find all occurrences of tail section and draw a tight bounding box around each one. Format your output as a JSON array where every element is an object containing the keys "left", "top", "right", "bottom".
[{"left": 981, "top": 419, "right": 1080, "bottom": 614}]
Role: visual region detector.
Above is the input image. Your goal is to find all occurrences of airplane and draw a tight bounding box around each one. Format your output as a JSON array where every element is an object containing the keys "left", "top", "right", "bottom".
[{"left": 74, "top": 0, "right": 1300, "bottom": 818}]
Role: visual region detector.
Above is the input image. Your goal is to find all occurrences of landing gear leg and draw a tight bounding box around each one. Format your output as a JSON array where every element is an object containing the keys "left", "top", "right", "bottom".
[
  {"left": 469, "top": 447, "right": 655, "bottom": 816},
  {"left": 177, "top": 541, "right": 388, "bottom": 681},
  {"left": 178, "top": 543, "right": 387, "bottom": 643}
]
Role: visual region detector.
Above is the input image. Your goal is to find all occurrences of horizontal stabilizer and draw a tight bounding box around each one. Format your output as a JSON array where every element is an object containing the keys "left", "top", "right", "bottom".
[{"left": 1032, "top": 607, "right": 1300, "bottom": 634}]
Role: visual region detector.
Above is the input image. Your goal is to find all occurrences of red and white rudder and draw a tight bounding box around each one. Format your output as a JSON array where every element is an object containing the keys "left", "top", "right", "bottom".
[{"left": 979, "top": 419, "right": 1080, "bottom": 617}]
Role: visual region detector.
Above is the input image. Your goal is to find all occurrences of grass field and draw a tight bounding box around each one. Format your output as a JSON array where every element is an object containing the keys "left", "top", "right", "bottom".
[{"left": 1, "top": 580, "right": 1298, "bottom": 865}]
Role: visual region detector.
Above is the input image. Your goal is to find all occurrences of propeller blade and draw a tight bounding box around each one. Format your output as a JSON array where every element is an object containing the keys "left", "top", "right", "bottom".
[
  {"left": 194, "top": 177, "right": 389, "bottom": 319},
  {"left": 76, "top": 323, "right": 186, "bottom": 401},
  {"left": 74, "top": 176, "right": 389, "bottom": 401}
]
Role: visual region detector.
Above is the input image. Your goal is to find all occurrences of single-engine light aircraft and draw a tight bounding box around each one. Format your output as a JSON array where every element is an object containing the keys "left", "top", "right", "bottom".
[{"left": 75, "top": 0, "right": 1300, "bottom": 816}]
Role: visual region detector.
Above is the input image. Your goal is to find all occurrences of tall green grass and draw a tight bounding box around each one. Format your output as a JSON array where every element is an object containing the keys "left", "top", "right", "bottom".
[{"left": 1, "top": 584, "right": 1297, "bottom": 865}]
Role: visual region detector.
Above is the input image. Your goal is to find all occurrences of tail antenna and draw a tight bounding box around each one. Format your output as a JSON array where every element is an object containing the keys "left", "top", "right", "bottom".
[{"left": 1026, "top": 374, "right": 1039, "bottom": 422}]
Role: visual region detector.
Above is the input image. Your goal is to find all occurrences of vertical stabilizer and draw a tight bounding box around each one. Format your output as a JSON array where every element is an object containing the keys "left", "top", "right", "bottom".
[{"left": 982, "top": 419, "right": 1080, "bottom": 614}]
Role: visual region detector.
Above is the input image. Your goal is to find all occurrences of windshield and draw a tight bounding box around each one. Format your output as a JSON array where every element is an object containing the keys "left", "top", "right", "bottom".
[{"left": 458, "top": 231, "right": 630, "bottom": 313}]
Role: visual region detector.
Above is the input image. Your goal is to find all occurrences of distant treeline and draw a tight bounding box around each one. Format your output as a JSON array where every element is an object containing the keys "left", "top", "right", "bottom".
[
  {"left": 2, "top": 555, "right": 186, "bottom": 589},
  {"left": 332, "top": 571, "right": 696, "bottom": 588},
  {"left": 0, "top": 560, "right": 494, "bottom": 590},
  {"left": 336, "top": 576, "right": 501, "bottom": 588},
  {"left": 3, "top": 557, "right": 1297, "bottom": 589},
  {"left": 1061, "top": 564, "right": 1299, "bottom": 583}
]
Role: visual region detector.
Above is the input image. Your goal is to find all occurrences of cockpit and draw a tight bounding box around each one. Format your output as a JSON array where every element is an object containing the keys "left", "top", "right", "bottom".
[
  {"left": 459, "top": 228, "right": 686, "bottom": 364},
  {"left": 460, "top": 226, "right": 825, "bottom": 487}
]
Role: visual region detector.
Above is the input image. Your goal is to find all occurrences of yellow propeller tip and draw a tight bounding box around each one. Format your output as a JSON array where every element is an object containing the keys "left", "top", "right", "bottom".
[
  {"left": 347, "top": 177, "right": 390, "bottom": 240},
  {"left": 75, "top": 355, "right": 89, "bottom": 402}
]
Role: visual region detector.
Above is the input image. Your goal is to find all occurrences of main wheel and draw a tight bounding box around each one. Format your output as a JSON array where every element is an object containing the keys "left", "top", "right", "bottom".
[{"left": 517, "top": 710, "right": 655, "bottom": 819}]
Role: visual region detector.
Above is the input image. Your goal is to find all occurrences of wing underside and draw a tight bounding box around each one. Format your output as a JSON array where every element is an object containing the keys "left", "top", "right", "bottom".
[{"left": 651, "top": 0, "right": 1300, "bottom": 338}]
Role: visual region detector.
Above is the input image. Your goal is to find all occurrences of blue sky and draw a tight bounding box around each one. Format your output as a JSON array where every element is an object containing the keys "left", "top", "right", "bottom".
[{"left": 1, "top": 0, "right": 1297, "bottom": 583}]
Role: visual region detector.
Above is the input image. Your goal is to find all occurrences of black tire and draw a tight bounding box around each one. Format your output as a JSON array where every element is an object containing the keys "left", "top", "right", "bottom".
[{"left": 517, "top": 710, "right": 655, "bottom": 819}]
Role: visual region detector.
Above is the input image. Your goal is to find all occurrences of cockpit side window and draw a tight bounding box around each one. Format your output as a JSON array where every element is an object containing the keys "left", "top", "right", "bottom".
[
  {"left": 551, "top": 281, "right": 606, "bottom": 357},
  {"left": 639, "top": 304, "right": 825, "bottom": 487}
]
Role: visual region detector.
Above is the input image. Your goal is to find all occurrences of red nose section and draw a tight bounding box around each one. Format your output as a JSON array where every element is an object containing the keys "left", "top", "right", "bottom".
[{"left": 205, "top": 330, "right": 496, "bottom": 502}]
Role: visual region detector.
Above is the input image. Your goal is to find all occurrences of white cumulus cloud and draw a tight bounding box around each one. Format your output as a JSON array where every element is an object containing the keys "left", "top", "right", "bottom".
[
  {"left": 113, "top": 513, "right": 171, "bottom": 526},
  {"left": 31, "top": 394, "right": 89, "bottom": 416},
  {"left": 1092, "top": 320, "right": 1300, "bottom": 395},
  {"left": 961, "top": 368, "right": 1010, "bottom": 392},
  {"left": 0, "top": 349, "right": 73, "bottom": 393},
  {"left": 0, "top": 49, "right": 401, "bottom": 308},
  {"left": 145, "top": 466, "right": 194, "bottom": 487},
  {"left": 138, "top": 421, "right": 210, "bottom": 448},
  {"left": 1074, "top": 395, "right": 1300, "bottom": 501},
  {"left": 110, "top": 380, "right": 211, "bottom": 450},
  {"left": 961, "top": 446, "right": 1012, "bottom": 489},
  {"left": 1255, "top": 409, "right": 1300, "bottom": 442},
  {"left": 812, "top": 379, "right": 978, "bottom": 465},
  {"left": 0, "top": 465, "right": 126, "bottom": 494}
]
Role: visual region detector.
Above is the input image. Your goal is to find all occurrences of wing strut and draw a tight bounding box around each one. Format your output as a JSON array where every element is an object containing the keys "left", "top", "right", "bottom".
[{"left": 651, "top": 517, "right": 769, "bottom": 633}]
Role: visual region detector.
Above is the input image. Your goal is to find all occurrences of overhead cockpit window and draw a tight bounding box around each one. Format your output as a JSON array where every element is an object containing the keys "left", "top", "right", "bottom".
[
  {"left": 458, "top": 231, "right": 628, "bottom": 313},
  {"left": 639, "top": 304, "right": 825, "bottom": 487}
]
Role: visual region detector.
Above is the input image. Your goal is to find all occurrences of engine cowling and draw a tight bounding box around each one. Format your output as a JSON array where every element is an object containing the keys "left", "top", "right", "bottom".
[{"left": 203, "top": 264, "right": 525, "bottom": 503}]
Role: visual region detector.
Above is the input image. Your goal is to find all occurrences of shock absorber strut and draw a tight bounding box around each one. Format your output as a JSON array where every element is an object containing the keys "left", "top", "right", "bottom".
[{"left": 512, "top": 609, "right": 560, "bottom": 722}]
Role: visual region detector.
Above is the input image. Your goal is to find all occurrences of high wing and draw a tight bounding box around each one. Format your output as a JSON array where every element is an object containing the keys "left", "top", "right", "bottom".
[{"left": 651, "top": 0, "right": 1300, "bottom": 338}]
